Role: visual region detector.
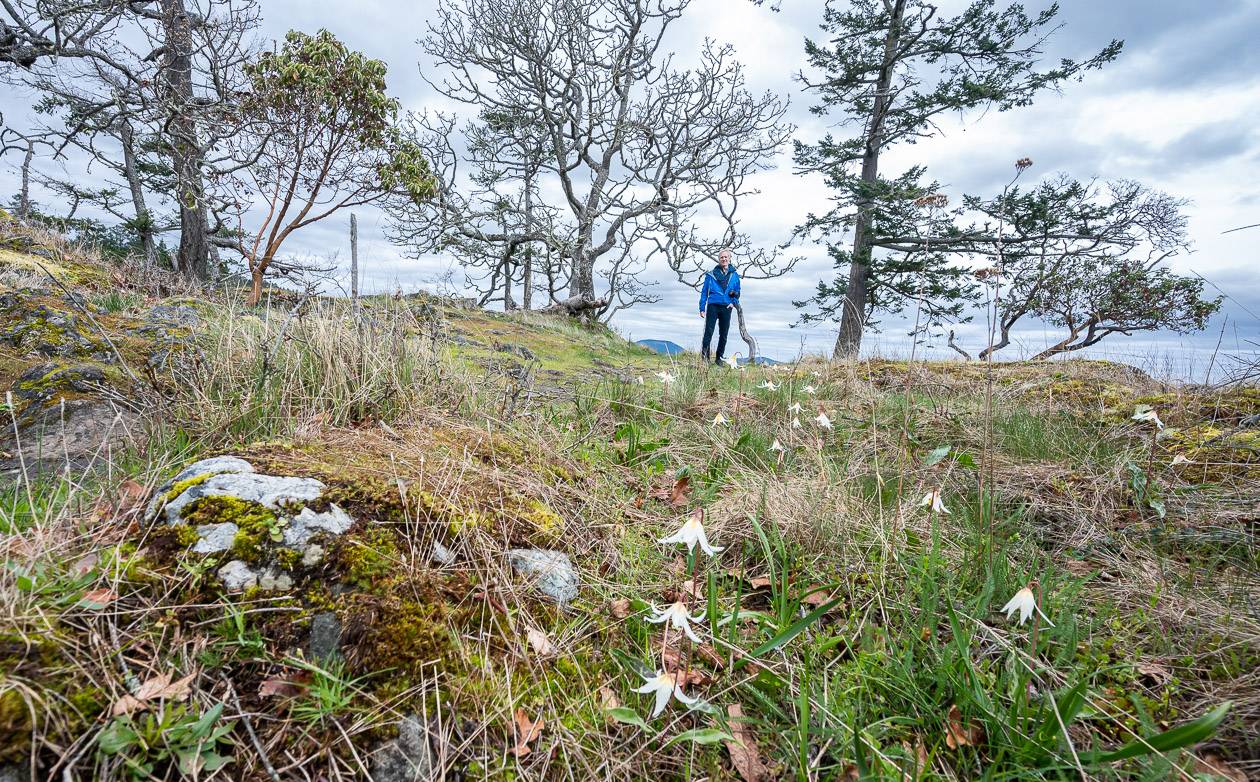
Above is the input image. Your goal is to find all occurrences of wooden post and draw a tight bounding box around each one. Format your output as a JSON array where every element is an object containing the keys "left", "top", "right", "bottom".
[{"left": 350, "top": 213, "right": 360, "bottom": 315}]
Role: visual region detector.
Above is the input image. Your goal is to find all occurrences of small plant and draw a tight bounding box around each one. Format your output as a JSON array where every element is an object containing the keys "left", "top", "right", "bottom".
[
  {"left": 96, "top": 703, "right": 234, "bottom": 779},
  {"left": 285, "top": 655, "right": 371, "bottom": 725}
]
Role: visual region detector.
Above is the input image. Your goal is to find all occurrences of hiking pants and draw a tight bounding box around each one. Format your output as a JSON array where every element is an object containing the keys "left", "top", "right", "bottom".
[{"left": 701, "top": 303, "right": 733, "bottom": 363}]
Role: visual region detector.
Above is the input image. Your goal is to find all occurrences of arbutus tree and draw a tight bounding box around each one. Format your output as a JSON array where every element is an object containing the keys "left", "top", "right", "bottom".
[
  {"left": 234, "top": 29, "right": 438, "bottom": 306},
  {"left": 0, "top": 0, "right": 260, "bottom": 279},
  {"left": 413, "top": 0, "right": 795, "bottom": 319},
  {"left": 961, "top": 176, "right": 1221, "bottom": 359},
  {"left": 793, "top": 0, "right": 1122, "bottom": 358}
]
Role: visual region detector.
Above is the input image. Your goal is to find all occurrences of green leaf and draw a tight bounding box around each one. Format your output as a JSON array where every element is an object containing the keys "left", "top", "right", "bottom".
[
  {"left": 15, "top": 573, "right": 35, "bottom": 592},
  {"left": 1082, "top": 702, "right": 1231, "bottom": 763},
  {"left": 664, "top": 728, "right": 733, "bottom": 747},
  {"left": 606, "top": 707, "right": 649, "bottom": 731},
  {"left": 954, "top": 451, "right": 978, "bottom": 469},
  {"left": 747, "top": 598, "right": 842, "bottom": 658},
  {"left": 923, "top": 445, "right": 951, "bottom": 466}
]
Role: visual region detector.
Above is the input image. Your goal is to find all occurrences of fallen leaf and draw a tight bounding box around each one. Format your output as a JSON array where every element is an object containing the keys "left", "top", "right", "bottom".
[
  {"left": 1135, "top": 660, "right": 1171, "bottom": 684},
  {"left": 800, "top": 587, "right": 836, "bottom": 607},
  {"left": 70, "top": 552, "right": 100, "bottom": 576},
  {"left": 609, "top": 598, "right": 631, "bottom": 619},
  {"left": 78, "top": 588, "right": 117, "bottom": 610},
  {"left": 902, "top": 738, "right": 930, "bottom": 776},
  {"left": 526, "top": 627, "right": 556, "bottom": 656},
  {"left": 599, "top": 687, "right": 620, "bottom": 710},
  {"left": 669, "top": 476, "right": 691, "bottom": 507},
  {"left": 839, "top": 765, "right": 860, "bottom": 780},
  {"left": 111, "top": 672, "right": 196, "bottom": 716},
  {"left": 117, "top": 480, "right": 148, "bottom": 515},
  {"left": 943, "top": 704, "right": 984, "bottom": 749},
  {"left": 724, "top": 704, "right": 770, "bottom": 782},
  {"left": 509, "top": 708, "right": 544, "bottom": 757},
  {"left": 259, "top": 677, "right": 307, "bottom": 699},
  {"left": 1192, "top": 753, "right": 1247, "bottom": 782},
  {"left": 662, "top": 647, "right": 712, "bottom": 687}
]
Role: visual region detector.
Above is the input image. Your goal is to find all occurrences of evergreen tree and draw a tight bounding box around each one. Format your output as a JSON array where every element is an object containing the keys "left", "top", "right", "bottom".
[{"left": 795, "top": 0, "right": 1122, "bottom": 358}]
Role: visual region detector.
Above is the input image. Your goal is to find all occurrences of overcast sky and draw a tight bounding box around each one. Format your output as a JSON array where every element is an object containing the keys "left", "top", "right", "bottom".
[{"left": 3, "top": 0, "right": 1258, "bottom": 380}]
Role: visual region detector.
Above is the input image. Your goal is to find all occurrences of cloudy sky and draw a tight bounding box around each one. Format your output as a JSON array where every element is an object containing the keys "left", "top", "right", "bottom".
[{"left": 3, "top": 0, "right": 1259, "bottom": 380}]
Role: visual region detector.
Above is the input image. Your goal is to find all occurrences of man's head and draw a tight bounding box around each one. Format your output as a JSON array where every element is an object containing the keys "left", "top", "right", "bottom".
[{"left": 717, "top": 248, "right": 733, "bottom": 269}]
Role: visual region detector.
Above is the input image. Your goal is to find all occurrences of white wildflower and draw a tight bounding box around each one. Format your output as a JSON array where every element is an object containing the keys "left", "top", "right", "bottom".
[
  {"left": 759, "top": 380, "right": 778, "bottom": 391},
  {"left": 918, "top": 488, "right": 950, "bottom": 514},
  {"left": 711, "top": 412, "right": 728, "bottom": 426},
  {"left": 646, "top": 601, "right": 706, "bottom": 644},
  {"left": 656, "top": 371, "right": 676, "bottom": 385},
  {"left": 659, "top": 511, "right": 723, "bottom": 557},
  {"left": 815, "top": 413, "right": 832, "bottom": 430},
  {"left": 802, "top": 385, "right": 817, "bottom": 395},
  {"left": 791, "top": 417, "right": 802, "bottom": 429},
  {"left": 1001, "top": 583, "right": 1054, "bottom": 627},
  {"left": 633, "top": 671, "right": 697, "bottom": 718},
  {"left": 1131, "top": 405, "right": 1164, "bottom": 430},
  {"left": 788, "top": 402, "right": 803, "bottom": 414},
  {"left": 769, "top": 439, "right": 785, "bottom": 453}
]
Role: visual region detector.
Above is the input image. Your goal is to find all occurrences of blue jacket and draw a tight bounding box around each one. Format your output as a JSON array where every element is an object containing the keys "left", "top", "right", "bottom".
[{"left": 699, "top": 269, "right": 741, "bottom": 311}]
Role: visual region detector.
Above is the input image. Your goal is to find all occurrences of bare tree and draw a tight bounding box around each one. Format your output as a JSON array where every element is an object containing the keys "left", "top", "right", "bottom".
[
  {"left": 412, "top": 0, "right": 794, "bottom": 317},
  {"left": 0, "top": 0, "right": 259, "bottom": 278}
]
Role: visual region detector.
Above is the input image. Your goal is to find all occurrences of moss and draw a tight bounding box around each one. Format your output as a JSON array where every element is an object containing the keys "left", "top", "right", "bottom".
[
  {"left": 341, "top": 593, "right": 457, "bottom": 677},
  {"left": 521, "top": 498, "right": 564, "bottom": 539},
  {"left": 275, "top": 547, "right": 303, "bottom": 571},
  {"left": 336, "top": 527, "right": 401, "bottom": 591},
  {"left": 165, "top": 472, "right": 213, "bottom": 502},
  {"left": 180, "top": 496, "right": 279, "bottom": 563}
]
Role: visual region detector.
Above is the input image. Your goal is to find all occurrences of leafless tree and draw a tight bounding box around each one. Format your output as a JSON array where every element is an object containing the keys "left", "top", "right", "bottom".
[
  {"left": 0, "top": 0, "right": 260, "bottom": 278},
  {"left": 410, "top": 0, "right": 795, "bottom": 317}
]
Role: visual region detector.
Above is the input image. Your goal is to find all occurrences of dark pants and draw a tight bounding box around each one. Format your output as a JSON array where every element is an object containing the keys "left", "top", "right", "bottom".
[{"left": 701, "top": 303, "right": 732, "bottom": 363}]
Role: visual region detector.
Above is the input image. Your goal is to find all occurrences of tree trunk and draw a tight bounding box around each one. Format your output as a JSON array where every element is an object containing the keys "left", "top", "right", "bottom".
[
  {"left": 18, "top": 141, "right": 34, "bottom": 221},
  {"left": 160, "top": 0, "right": 209, "bottom": 280},
  {"left": 522, "top": 178, "right": 534, "bottom": 310},
  {"left": 569, "top": 234, "right": 596, "bottom": 301},
  {"left": 118, "top": 117, "right": 158, "bottom": 266},
  {"left": 832, "top": 0, "right": 907, "bottom": 360},
  {"left": 249, "top": 266, "right": 265, "bottom": 307},
  {"left": 733, "top": 302, "right": 757, "bottom": 362}
]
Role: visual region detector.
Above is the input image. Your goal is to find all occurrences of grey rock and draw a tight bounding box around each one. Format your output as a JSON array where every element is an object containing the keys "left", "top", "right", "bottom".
[
  {"left": 2, "top": 399, "right": 141, "bottom": 482},
  {"left": 508, "top": 548, "right": 579, "bottom": 604},
  {"left": 170, "top": 455, "right": 256, "bottom": 486},
  {"left": 162, "top": 473, "right": 325, "bottom": 524},
  {"left": 146, "top": 304, "right": 201, "bottom": 328},
  {"left": 282, "top": 504, "right": 354, "bottom": 547},
  {"left": 218, "top": 560, "right": 259, "bottom": 591},
  {"left": 371, "top": 714, "right": 435, "bottom": 782},
  {"left": 146, "top": 456, "right": 256, "bottom": 520},
  {"left": 494, "top": 341, "right": 536, "bottom": 361},
  {"left": 12, "top": 362, "right": 106, "bottom": 403},
  {"left": 431, "top": 540, "right": 456, "bottom": 566},
  {"left": 302, "top": 543, "right": 325, "bottom": 567},
  {"left": 192, "top": 522, "right": 239, "bottom": 554},
  {"left": 309, "top": 612, "right": 342, "bottom": 662},
  {"left": 0, "top": 763, "right": 32, "bottom": 782},
  {"left": 258, "top": 569, "right": 293, "bottom": 591}
]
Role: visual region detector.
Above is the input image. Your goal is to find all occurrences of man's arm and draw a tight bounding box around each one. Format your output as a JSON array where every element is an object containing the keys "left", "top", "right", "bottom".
[{"left": 699, "top": 276, "right": 709, "bottom": 313}]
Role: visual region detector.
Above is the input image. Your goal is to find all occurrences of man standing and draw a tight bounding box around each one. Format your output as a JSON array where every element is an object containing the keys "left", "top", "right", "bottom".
[{"left": 699, "top": 248, "right": 741, "bottom": 365}]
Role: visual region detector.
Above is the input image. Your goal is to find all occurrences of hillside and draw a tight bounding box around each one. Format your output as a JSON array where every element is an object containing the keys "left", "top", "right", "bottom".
[{"left": 0, "top": 214, "right": 1257, "bottom": 781}]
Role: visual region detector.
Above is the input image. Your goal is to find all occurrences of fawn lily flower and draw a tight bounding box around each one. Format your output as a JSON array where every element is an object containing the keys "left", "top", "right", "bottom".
[
  {"left": 788, "top": 401, "right": 803, "bottom": 414},
  {"left": 769, "top": 439, "right": 785, "bottom": 453},
  {"left": 723, "top": 354, "right": 741, "bottom": 370},
  {"left": 711, "top": 412, "right": 728, "bottom": 426},
  {"left": 802, "top": 385, "right": 817, "bottom": 395},
  {"left": 659, "top": 512, "right": 723, "bottom": 556},
  {"left": 1171, "top": 453, "right": 1191, "bottom": 465},
  {"left": 791, "top": 416, "right": 802, "bottom": 429},
  {"left": 635, "top": 376, "right": 645, "bottom": 385},
  {"left": 1132, "top": 405, "right": 1164, "bottom": 429},
  {"left": 815, "top": 412, "right": 832, "bottom": 430},
  {"left": 759, "top": 380, "right": 778, "bottom": 391},
  {"left": 634, "top": 671, "right": 697, "bottom": 718},
  {"left": 647, "top": 601, "right": 706, "bottom": 643},
  {"left": 656, "top": 371, "right": 676, "bottom": 385},
  {"left": 918, "top": 489, "right": 950, "bottom": 514},
  {"left": 1001, "top": 583, "right": 1054, "bottom": 627}
]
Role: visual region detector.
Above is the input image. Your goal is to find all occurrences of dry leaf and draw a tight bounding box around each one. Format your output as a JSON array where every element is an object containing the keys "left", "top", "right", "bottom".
[
  {"left": 800, "top": 587, "right": 836, "bottom": 608},
  {"left": 1135, "top": 660, "right": 1171, "bottom": 684},
  {"left": 259, "top": 677, "right": 307, "bottom": 699},
  {"left": 1192, "top": 753, "right": 1247, "bottom": 782},
  {"left": 70, "top": 552, "right": 100, "bottom": 576},
  {"left": 840, "top": 765, "right": 860, "bottom": 780},
  {"left": 724, "top": 704, "right": 770, "bottom": 782},
  {"left": 78, "top": 588, "right": 117, "bottom": 610},
  {"left": 662, "top": 647, "right": 712, "bottom": 687},
  {"left": 111, "top": 672, "right": 196, "bottom": 716},
  {"left": 117, "top": 479, "right": 148, "bottom": 515},
  {"left": 670, "top": 476, "right": 692, "bottom": 507},
  {"left": 599, "top": 687, "right": 620, "bottom": 710},
  {"left": 902, "top": 738, "right": 930, "bottom": 776},
  {"left": 609, "top": 598, "right": 631, "bottom": 619},
  {"left": 943, "top": 704, "right": 984, "bottom": 749},
  {"left": 509, "top": 708, "right": 545, "bottom": 758},
  {"left": 526, "top": 627, "right": 556, "bottom": 656}
]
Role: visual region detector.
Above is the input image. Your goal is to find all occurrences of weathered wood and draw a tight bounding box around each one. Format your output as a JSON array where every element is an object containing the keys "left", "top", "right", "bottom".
[
  {"left": 541, "top": 295, "right": 609, "bottom": 316},
  {"left": 732, "top": 302, "right": 757, "bottom": 362}
]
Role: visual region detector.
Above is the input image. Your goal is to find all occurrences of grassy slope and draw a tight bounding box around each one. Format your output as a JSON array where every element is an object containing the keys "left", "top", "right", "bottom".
[{"left": 0, "top": 223, "right": 1257, "bottom": 781}]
